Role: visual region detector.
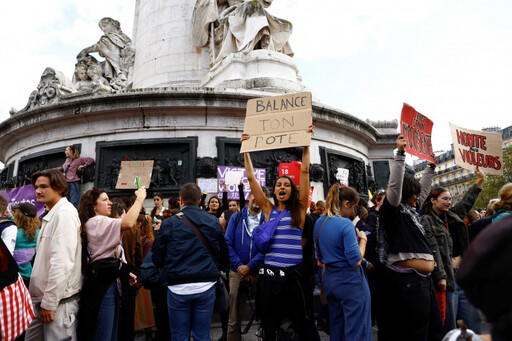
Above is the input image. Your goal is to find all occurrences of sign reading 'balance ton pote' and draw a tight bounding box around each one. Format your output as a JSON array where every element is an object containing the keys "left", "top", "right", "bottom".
[
  {"left": 240, "top": 92, "right": 313, "bottom": 153},
  {"left": 450, "top": 123, "right": 503, "bottom": 176}
]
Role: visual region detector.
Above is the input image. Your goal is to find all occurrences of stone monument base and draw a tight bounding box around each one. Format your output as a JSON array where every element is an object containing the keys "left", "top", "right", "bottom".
[{"left": 201, "top": 50, "right": 305, "bottom": 93}]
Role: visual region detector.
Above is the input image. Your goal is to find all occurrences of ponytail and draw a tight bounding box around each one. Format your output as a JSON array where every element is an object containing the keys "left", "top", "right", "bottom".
[{"left": 325, "top": 184, "right": 359, "bottom": 218}]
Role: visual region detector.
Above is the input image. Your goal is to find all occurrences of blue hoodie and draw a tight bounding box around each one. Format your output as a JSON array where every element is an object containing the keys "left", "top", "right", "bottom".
[{"left": 225, "top": 207, "right": 265, "bottom": 273}]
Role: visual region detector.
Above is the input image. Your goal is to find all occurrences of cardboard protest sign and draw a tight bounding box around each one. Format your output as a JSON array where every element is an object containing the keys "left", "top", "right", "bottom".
[
  {"left": 450, "top": 123, "right": 503, "bottom": 175},
  {"left": 197, "top": 178, "right": 218, "bottom": 193},
  {"left": 241, "top": 92, "right": 313, "bottom": 153},
  {"left": 217, "top": 166, "right": 266, "bottom": 200},
  {"left": 224, "top": 169, "right": 244, "bottom": 185},
  {"left": 279, "top": 161, "right": 302, "bottom": 186},
  {"left": 400, "top": 103, "right": 435, "bottom": 162},
  {"left": 336, "top": 168, "right": 349, "bottom": 186},
  {"left": 116, "top": 160, "right": 154, "bottom": 189}
]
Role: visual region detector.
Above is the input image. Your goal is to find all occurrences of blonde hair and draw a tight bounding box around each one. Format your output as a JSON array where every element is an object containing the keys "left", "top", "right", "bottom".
[
  {"left": 493, "top": 183, "right": 512, "bottom": 212},
  {"left": 325, "top": 184, "right": 359, "bottom": 218},
  {"left": 13, "top": 209, "right": 41, "bottom": 243}
]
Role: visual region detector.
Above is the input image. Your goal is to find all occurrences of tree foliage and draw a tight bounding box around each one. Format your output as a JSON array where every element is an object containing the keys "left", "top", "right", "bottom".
[{"left": 471, "top": 146, "right": 512, "bottom": 209}]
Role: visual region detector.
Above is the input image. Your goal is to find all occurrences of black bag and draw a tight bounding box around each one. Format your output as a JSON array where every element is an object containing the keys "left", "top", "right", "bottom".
[
  {"left": 88, "top": 257, "right": 121, "bottom": 282},
  {"left": 214, "top": 271, "right": 230, "bottom": 313},
  {"left": 139, "top": 249, "right": 165, "bottom": 289},
  {"left": 179, "top": 212, "right": 230, "bottom": 313}
]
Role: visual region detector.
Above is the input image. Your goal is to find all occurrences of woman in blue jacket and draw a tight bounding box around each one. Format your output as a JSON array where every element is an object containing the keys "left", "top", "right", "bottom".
[{"left": 314, "top": 185, "right": 371, "bottom": 340}]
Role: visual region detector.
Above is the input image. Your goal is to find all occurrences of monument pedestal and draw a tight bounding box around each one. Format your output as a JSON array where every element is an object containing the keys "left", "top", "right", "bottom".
[{"left": 201, "top": 50, "right": 305, "bottom": 93}]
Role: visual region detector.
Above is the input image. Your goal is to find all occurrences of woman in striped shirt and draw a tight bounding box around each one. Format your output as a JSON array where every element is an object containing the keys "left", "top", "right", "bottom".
[{"left": 241, "top": 125, "right": 320, "bottom": 341}]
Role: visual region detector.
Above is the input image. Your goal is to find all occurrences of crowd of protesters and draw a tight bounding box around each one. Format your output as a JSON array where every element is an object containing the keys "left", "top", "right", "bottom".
[{"left": 1, "top": 132, "right": 512, "bottom": 341}]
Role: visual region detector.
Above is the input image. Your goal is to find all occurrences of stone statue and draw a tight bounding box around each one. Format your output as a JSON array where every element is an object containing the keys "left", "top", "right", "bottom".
[
  {"left": 74, "top": 63, "right": 112, "bottom": 93},
  {"left": 77, "top": 17, "right": 134, "bottom": 90},
  {"left": 192, "top": 0, "right": 293, "bottom": 66},
  {"left": 23, "top": 67, "right": 76, "bottom": 110}
]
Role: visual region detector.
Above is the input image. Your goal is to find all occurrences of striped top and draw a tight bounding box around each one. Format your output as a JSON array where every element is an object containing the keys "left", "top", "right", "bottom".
[{"left": 264, "top": 207, "right": 303, "bottom": 268}]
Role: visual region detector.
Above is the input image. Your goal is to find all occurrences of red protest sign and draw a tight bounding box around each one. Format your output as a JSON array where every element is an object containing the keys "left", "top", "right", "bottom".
[
  {"left": 279, "top": 161, "right": 302, "bottom": 186},
  {"left": 308, "top": 186, "right": 314, "bottom": 212},
  {"left": 400, "top": 103, "right": 435, "bottom": 162}
]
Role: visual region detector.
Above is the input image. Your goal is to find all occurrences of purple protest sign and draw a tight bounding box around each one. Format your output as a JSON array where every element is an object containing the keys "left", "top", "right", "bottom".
[
  {"left": 217, "top": 166, "right": 266, "bottom": 200},
  {"left": 0, "top": 185, "right": 45, "bottom": 217}
]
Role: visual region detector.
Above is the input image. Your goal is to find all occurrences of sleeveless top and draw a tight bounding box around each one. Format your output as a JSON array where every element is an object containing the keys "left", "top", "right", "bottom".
[{"left": 264, "top": 207, "right": 303, "bottom": 268}]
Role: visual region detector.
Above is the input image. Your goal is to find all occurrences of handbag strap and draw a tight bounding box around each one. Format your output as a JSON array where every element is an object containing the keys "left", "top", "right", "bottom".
[
  {"left": 315, "top": 216, "right": 329, "bottom": 256},
  {"left": 64, "top": 158, "right": 73, "bottom": 174},
  {"left": 179, "top": 212, "right": 219, "bottom": 269}
]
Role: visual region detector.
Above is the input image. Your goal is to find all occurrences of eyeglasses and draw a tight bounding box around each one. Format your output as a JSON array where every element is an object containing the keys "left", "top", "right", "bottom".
[{"left": 438, "top": 196, "right": 452, "bottom": 202}]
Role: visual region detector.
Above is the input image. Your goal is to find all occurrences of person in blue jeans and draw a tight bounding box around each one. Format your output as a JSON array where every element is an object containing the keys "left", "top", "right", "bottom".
[
  {"left": 77, "top": 187, "right": 145, "bottom": 341},
  {"left": 152, "top": 183, "right": 229, "bottom": 341},
  {"left": 314, "top": 184, "right": 372, "bottom": 341}
]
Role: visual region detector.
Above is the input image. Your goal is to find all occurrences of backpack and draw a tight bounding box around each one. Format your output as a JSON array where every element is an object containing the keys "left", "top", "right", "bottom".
[{"left": 138, "top": 249, "right": 165, "bottom": 289}]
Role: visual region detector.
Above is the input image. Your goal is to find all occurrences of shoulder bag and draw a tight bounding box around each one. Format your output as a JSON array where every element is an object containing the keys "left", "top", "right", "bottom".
[{"left": 252, "top": 208, "right": 288, "bottom": 253}]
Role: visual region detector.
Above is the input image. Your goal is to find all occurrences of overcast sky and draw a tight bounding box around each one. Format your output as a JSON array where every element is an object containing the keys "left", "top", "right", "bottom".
[{"left": 1, "top": 0, "right": 511, "bottom": 153}]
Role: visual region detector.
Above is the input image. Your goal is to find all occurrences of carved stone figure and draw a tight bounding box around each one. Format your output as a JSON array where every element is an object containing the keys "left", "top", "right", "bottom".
[
  {"left": 77, "top": 17, "right": 134, "bottom": 90},
  {"left": 197, "top": 157, "right": 218, "bottom": 178},
  {"left": 310, "top": 163, "right": 325, "bottom": 183},
  {"left": 166, "top": 159, "right": 179, "bottom": 187},
  {"left": 366, "top": 165, "right": 377, "bottom": 194},
  {"left": 24, "top": 67, "right": 76, "bottom": 110},
  {"left": 192, "top": 0, "right": 293, "bottom": 66}
]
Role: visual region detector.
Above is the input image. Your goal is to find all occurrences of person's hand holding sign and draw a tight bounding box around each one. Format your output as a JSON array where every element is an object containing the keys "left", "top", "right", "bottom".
[
  {"left": 307, "top": 124, "right": 315, "bottom": 135},
  {"left": 475, "top": 167, "right": 485, "bottom": 187},
  {"left": 396, "top": 135, "right": 407, "bottom": 152},
  {"left": 240, "top": 133, "right": 250, "bottom": 143}
]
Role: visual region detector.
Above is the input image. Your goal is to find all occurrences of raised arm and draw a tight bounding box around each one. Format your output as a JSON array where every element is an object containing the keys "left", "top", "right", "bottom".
[
  {"left": 298, "top": 125, "right": 314, "bottom": 227},
  {"left": 386, "top": 135, "right": 407, "bottom": 207},
  {"left": 417, "top": 158, "right": 437, "bottom": 208},
  {"left": 238, "top": 180, "right": 246, "bottom": 210},
  {"left": 451, "top": 168, "right": 484, "bottom": 219},
  {"left": 241, "top": 134, "right": 273, "bottom": 218},
  {"left": 121, "top": 186, "right": 147, "bottom": 231}
]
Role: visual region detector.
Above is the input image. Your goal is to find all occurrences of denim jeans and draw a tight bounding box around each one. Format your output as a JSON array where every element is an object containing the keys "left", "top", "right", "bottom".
[
  {"left": 453, "top": 280, "right": 490, "bottom": 334},
  {"left": 445, "top": 290, "right": 456, "bottom": 331},
  {"left": 67, "top": 181, "right": 81, "bottom": 208},
  {"left": 167, "top": 285, "right": 216, "bottom": 341},
  {"left": 93, "top": 281, "right": 119, "bottom": 341}
]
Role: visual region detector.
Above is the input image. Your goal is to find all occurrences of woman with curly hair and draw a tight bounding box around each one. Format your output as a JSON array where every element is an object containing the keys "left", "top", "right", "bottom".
[
  {"left": 77, "top": 186, "right": 146, "bottom": 341},
  {"left": 12, "top": 202, "right": 41, "bottom": 287},
  {"left": 137, "top": 214, "right": 154, "bottom": 258}
]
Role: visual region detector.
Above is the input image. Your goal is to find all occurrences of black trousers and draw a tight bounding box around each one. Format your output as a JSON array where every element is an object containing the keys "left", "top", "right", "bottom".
[
  {"left": 377, "top": 267, "right": 444, "bottom": 341},
  {"left": 118, "top": 284, "right": 137, "bottom": 341},
  {"left": 256, "top": 268, "right": 320, "bottom": 341}
]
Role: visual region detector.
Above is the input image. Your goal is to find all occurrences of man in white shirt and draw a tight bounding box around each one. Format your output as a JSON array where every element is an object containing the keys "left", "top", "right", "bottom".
[{"left": 25, "top": 169, "right": 82, "bottom": 341}]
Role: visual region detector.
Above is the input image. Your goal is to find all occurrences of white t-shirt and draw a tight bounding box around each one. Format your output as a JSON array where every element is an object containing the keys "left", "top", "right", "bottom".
[
  {"left": 168, "top": 281, "right": 216, "bottom": 295},
  {"left": 1, "top": 223, "right": 17, "bottom": 255}
]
